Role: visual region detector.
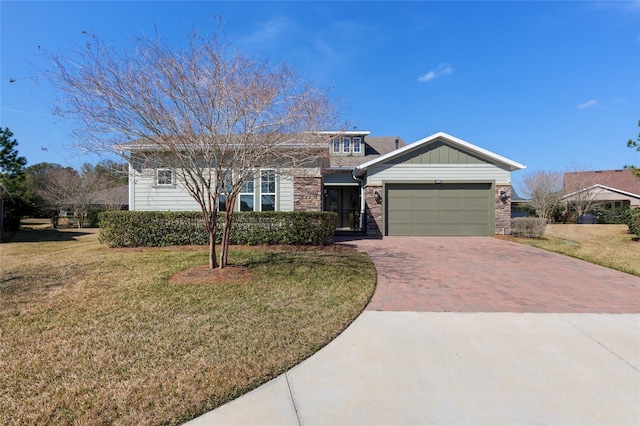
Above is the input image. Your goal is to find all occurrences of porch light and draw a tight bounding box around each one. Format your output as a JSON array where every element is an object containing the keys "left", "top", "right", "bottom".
[{"left": 374, "top": 191, "right": 382, "bottom": 203}]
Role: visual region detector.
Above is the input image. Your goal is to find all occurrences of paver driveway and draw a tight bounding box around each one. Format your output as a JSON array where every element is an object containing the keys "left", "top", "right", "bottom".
[
  {"left": 344, "top": 236, "right": 640, "bottom": 313},
  {"left": 188, "top": 236, "right": 640, "bottom": 425}
]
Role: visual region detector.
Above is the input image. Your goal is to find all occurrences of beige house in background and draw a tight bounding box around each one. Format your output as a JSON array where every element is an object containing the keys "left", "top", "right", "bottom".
[{"left": 562, "top": 169, "right": 640, "bottom": 210}]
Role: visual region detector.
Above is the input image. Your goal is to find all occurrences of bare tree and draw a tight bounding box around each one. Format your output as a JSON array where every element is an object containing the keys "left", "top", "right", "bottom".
[
  {"left": 46, "top": 25, "right": 338, "bottom": 268},
  {"left": 38, "top": 167, "right": 105, "bottom": 228},
  {"left": 562, "top": 168, "right": 607, "bottom": 217},
  {"left": 520, "top": 170, "right": 563, "bottom": 223}
]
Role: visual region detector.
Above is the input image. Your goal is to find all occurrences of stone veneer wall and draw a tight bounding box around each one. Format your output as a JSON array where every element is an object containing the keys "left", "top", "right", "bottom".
[
  {"left": 293, "top": 176, "right": 322, "bottom": 211},
  {"left": 364, "top": 185, "right": 383, "bottom": 238},
  {"left": 495, "top": 184, "right": 512, "bottom": 235}
]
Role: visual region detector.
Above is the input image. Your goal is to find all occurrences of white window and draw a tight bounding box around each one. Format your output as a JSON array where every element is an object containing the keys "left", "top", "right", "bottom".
[
  {"left": 157, "top": 169, "right": 173, "bottom": 186},
  {"left": 353, "top": 137, "right": 362, "bottom": 154},
  {"left": 332, "top": 138, "right": 341, "bottom": 153},
  {"left": 260, "top": 169, "right": 276, "bottom": 211},
  {"left": 240, "top": 172, "right": 255, "bottom": 212},
  {"left": 342, "top": 137, "right": 351, "bottom": 153}
]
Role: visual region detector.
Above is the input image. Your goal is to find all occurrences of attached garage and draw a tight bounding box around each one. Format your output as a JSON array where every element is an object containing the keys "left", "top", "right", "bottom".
[
  {"left": 386, "top": 183, "right": 493, "bottom": 236},
  {"left": 354, "top": 132, "right": 526, "bottom": 238}
]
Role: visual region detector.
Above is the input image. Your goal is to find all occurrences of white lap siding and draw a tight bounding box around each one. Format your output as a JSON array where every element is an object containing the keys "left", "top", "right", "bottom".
[
  {"left": 130, "top": 168, "right": 201, "bottom": 211},
  {"left": 130, "top": 167, "right": 296, "bottom": 212},
  {"left": 366, "top": 163, "right": 511, "bottom": 186}
]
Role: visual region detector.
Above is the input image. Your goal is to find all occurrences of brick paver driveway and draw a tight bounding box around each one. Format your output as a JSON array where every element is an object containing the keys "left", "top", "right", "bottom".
[{"left": 344, "top": 236, "right": 640, "bottom": 313}]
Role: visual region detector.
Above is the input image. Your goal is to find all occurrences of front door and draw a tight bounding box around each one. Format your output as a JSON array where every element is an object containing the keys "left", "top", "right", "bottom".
[{"left": 326, "top": 188, "right": 343, "bottom": 227}]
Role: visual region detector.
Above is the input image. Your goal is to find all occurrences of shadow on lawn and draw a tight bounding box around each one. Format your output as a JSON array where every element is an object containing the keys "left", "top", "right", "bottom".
[{"left": 1, "top": 228, "right": 93, "bottom": 243}]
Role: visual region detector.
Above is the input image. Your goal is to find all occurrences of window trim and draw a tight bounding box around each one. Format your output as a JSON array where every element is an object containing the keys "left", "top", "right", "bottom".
[
  {"left": 260, "top": 169, "right": 277, "bottom": 212},
  {"left": 156, "top": 169, "right": 174, "bottom": 186},
  {"left": 342, "top": 137, "right": 351, "bottom": 153},
  {"left": 353, "top": 137, "right": 362, "bottom": 154},
  {"left": 332, "top": 138, "right": 341, "bottom": 153},
  {"left": 239, "top": 172, "right": 255, "bottom": 212}
]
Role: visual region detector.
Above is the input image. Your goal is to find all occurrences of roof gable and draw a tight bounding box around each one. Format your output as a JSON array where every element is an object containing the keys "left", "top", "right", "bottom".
[
  {"left": 355, "top": 132, "right": 525, "bottom": 173},
  {"left": 388, "top": 139, "right": 488, "bottom": 165},
  {"left": 562, "top": 184, "right": 640, "bottom": 200}
]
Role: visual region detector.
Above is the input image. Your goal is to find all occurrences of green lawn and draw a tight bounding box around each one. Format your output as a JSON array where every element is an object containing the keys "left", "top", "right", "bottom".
[
  {"left": 0, "top": 227, "right": 376, "bottom": 425},
  {"left": 510, "top": 224, "right": 640, "bottom": 276}
]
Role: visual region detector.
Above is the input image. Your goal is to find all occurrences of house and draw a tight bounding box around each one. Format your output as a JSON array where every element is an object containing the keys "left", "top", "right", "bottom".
[
  {"left": 561, "top": 169, "right": 640, "bottom": 210},
  {"left": 124, "top": 131, "right": 525, "bottom": 237}
]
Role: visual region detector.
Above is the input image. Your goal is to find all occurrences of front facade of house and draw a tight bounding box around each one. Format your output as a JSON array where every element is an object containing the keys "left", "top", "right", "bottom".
[{"left": 127, "top": 131, "right": 525, "bottom": 236}]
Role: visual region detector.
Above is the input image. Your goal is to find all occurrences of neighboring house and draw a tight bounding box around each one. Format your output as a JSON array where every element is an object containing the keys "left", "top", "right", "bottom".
[
  {"left": 92, "top": 185, "right": 129, "bottom": 210},
  {"left": 562, "top": 169, "right": 640, "bottom": 210},
  {"left": 124, "top": 131, "right": 525, "bottom": 237}
]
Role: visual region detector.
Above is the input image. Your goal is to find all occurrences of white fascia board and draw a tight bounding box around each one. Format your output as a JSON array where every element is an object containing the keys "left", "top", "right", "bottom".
[
  {"left": 561, "top": 184, "right": 640, "bottom": 200},
  {"left": 315, "top": 130, "right": 371, "bottom": 136},
  {"left": 355, "top": 131, "right": 526, "bottom": 175}
]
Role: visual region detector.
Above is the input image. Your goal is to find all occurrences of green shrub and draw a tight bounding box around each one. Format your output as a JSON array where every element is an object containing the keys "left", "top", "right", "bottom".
[
  {"left": 511, "top": 217, "right": 547, "bottom": 238},
  {"left": 98, "top": 211, "right": 337, "bottom": 247},
  {"left": 597, "top": 207, "right": 633, "bottom": 224},
  {"left": 87, "top": 208, "right": 106, "bottom": 228},
  {"left": 627, "top": 209, "right": 640, "bottom": 237}
]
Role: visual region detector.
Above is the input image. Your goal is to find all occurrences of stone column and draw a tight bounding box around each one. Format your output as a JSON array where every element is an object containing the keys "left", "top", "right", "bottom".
[
  {"left": 364, "top": 185, "right": 383, "bottom": 238},
  {"left": 495, "top": 184, "right": 512, "bottom": 234}
]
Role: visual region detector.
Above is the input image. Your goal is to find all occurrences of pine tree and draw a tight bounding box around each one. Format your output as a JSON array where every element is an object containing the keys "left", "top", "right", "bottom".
[{"left": 0, "top": 127, "right": 29, "bottom": 231}]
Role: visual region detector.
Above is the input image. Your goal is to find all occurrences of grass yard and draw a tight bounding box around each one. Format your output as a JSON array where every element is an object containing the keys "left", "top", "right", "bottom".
[
  {"left": 0, "top": 226, "right": 376, "bottom": 425},
  {"left": 511, "top": 224, "right": 640, "bottom": 277}
]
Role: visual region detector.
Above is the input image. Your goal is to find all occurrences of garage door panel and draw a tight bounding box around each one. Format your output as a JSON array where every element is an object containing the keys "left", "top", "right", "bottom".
[
  {"left": 411, "top": 197, "right": 437, "bottom": 210},
  {"left": 386, "top": 183, "right": 492, "bottom": 236}
]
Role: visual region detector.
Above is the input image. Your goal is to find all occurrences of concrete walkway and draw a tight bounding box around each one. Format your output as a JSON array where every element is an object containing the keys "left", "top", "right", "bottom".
[{"left": 186, "top": 237, "right": 640, "bottom": 425}]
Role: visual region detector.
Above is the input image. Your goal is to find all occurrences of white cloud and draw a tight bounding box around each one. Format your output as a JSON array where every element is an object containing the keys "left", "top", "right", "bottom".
[
  {"left": 238, "top": 17, "right": 294, "bottom": 48},
  {"left": 577, "top": 99, "right": 597, "bottom": 109},
  {"left": 418, "top": 63, "right": 453, "bottom": 82}
]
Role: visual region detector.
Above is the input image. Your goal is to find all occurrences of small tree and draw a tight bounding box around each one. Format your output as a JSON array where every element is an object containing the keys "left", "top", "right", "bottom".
[
  {"left": 24, "top": 162, "right": 68, "bottom": 226},
  {"left": 47, "top": 25, "right": 337, "bottom": 268},
  {"left": 38, "top": 166, "right": 104, "bottom": 228},
  {"left": 520, "top": 170, "right": 563, "bottom": 223}
]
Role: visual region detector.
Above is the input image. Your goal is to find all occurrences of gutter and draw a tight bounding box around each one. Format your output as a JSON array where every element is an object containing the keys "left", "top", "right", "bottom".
[{"left": 352, "top": 168, "right": 365, "bottom": 232}]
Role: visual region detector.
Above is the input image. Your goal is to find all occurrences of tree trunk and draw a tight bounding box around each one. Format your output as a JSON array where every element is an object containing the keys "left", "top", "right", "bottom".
[
  {"left": 209, "top": 229, "right": 217, "bottom": 269},
  {"left": 219, "top": 194, "right": 237, "bottom": 269},
  {"left": 204, "top": 211, "right": 218, "bottom": 269}
]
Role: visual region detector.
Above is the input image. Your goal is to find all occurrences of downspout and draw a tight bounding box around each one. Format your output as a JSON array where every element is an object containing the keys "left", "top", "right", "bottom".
[{"left": 352, "top": 168, "right": 365, "bottom": 232}]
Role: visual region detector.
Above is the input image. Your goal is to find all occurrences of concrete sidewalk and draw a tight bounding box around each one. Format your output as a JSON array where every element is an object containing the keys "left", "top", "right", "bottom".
[{"left": 186, "top": 312, "right": 640, "bottom": 425}]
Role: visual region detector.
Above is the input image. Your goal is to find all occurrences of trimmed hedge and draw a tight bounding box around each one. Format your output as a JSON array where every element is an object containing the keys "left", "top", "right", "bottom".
[
  {"left": 511, "top": 217, "right": 547, "bottom": 238},
  {"left": 98, "top": 211, "right": 337, "bottom": 247}
]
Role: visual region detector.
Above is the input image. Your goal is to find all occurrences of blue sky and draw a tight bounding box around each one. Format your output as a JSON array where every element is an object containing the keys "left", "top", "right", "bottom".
[{"left": 1, "top": 1, "right": 639, "bottom": 190}]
